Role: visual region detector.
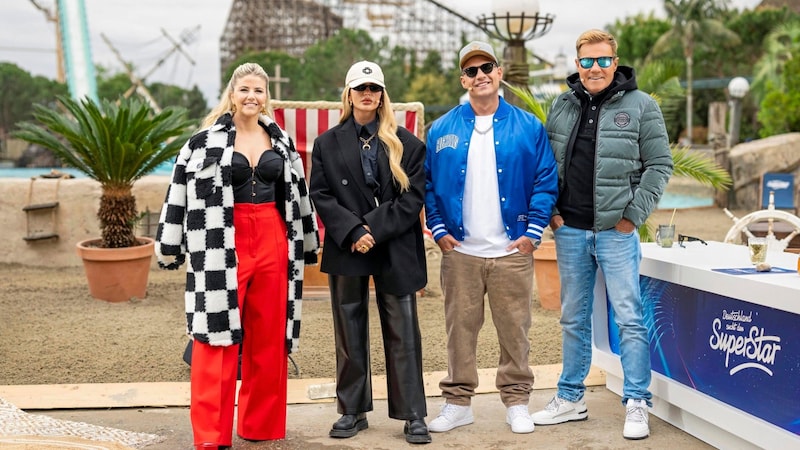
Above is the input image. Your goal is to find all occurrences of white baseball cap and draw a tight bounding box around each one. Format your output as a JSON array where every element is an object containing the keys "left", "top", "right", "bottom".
[{"left": 345, "top": 61, "right": 385, "bottom": 88}]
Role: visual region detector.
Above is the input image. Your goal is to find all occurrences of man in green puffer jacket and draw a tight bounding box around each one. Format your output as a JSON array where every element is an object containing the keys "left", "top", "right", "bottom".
[{"left": 531, "top": 29, "right": 673, "bottom": 441}]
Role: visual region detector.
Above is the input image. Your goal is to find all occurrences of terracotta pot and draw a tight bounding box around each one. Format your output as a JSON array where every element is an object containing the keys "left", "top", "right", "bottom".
[
  {"left": 533, "top": 240, "right": 561, "bottom": 311},
  {"left": 75, "top": 237, "right": 154, "bottom": 302}
]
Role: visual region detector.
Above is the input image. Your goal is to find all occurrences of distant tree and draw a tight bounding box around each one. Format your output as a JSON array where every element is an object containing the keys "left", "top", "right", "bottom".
[
  {"left": 95, "top": 69, "right": 134, "bottom": 100},
  {"left": 95, "top": 66, "right": 208, "bottom": 120},
  {"left": 609, "top": 13, "right": 671, "bottom": 67},
  {"left": 223, "top": 51, "right": 305, "bottom": 101},
  {"left": 302, "top": 29, "right": 382, "bottom": 101},
  {"left": 404, "top": 72, "right": 459, "bottom": 123},
  {"left": 382, "top": 40, "right": 414, "bottom": 101},
  {"left": 652, "top": 0, "right": 740, "bottom": 144},
  {"left": 0, "top": 62, "right": 66, "bottom": 144},
  {"left": 721, "top": 6, "right": 795, "bottom": 79},
  {"left": 757, "top": 49, "right": 800, "bottom": 137},
  {"left": 750, "top": 19, "right": 800, "bottom": 105},
  {"left": 148, "top": 83, "right": 207, "bottom": 120}
]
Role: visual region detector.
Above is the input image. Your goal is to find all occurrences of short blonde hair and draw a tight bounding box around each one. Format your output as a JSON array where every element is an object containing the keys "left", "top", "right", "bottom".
[{"left": 575, "top": 29, "right": 618, "bottom": 56}]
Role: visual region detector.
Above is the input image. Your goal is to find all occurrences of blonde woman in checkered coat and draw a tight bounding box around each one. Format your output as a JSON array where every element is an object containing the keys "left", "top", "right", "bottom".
[{"left": 156, "top": 62, "right": 319, "bottom": 449}]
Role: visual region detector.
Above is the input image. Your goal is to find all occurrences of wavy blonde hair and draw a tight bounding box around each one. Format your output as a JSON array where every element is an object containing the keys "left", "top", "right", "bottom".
[
  {"left": 201, "top": 62, "right": 273, "bottom": 128},
  {"left": 339, "top": 87, "right": 410, "bottom": 192}
]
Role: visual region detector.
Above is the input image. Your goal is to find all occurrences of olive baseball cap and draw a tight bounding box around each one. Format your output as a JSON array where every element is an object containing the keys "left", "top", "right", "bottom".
[{"left": 459, "top": 41, "right": 499, "bottom": 68}]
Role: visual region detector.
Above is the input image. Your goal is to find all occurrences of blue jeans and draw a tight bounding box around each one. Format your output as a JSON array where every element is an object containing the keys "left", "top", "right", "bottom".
[{"left": 554, "top": 224, "right": 652, "bottom": 406}]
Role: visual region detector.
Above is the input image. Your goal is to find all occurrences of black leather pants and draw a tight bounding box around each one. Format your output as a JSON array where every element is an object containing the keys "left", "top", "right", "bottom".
[{"left": 328, "top": 274, "right": 427, "bottom": 420}]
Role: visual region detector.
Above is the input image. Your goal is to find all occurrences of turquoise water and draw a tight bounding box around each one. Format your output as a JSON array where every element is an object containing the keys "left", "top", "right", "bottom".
[
  {"left": 0, "top": 164, "right": 173, "bottom": 178},
  {"left": 1, "top": 167, "right": 714, "bottom": 209},
  {"left": 657, "top": 192, "right": 714, "bottom": 209}
]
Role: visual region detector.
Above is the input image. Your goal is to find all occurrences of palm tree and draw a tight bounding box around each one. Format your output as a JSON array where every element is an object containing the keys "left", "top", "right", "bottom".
[
  {"left": 750, "top": 19, "right": 800, "bottom": 105},
  {"left": 652, "top": 0, "right": 740, "bottom": 144},
  {"left": 15, "top": 95, "right": 194, "bottom": 248}
]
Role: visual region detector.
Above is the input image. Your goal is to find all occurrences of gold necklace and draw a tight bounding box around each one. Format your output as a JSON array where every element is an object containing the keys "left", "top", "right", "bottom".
[{"left": 360, "top": 131, "right": 378, "bottom": 150}]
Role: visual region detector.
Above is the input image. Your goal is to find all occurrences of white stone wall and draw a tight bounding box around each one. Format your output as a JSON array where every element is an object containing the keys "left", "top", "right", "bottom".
[
  {"left": 1, "top": 176, "right": 170, "bottom": 267},
  {"left": 729, "top": 132, "right": 800, "bottom": 211}
]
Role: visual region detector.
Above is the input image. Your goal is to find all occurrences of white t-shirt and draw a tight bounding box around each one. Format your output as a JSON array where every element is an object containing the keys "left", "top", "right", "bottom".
[{"left": 457, "top": 114, "right": 515, "bottom": 258}]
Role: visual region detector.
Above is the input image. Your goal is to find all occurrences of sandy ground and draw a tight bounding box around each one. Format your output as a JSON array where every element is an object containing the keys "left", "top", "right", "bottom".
[{"left": 0, "top": 201, "right": 750, "bottom": 386}]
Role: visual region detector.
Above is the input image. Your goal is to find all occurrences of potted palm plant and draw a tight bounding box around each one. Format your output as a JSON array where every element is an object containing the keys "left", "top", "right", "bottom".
[{"left": 15, "top": 95, "right": 193, "bottom": 302}]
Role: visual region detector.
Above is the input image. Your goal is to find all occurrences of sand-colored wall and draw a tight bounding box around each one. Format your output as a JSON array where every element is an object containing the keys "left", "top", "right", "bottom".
[{"left": 1, "top": 176, "right": 170, "bottom": 268}]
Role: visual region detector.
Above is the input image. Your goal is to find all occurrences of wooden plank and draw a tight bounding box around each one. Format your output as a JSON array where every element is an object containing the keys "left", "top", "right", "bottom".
[{"left": 0, "top": 364, "right": 605, "bottom": 410}]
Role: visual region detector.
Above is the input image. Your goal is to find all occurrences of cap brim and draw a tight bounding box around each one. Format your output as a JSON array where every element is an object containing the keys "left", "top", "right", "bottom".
[{"left": 348, "top": 77, "right": 385, "bottom": 88}]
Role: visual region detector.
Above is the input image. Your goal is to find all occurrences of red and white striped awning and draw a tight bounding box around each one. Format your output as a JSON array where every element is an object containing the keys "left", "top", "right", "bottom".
[
  {"left": 271, "top": 100, "right": 430, "bottom": 239},
  {"left": 272, "top": 100, "right": 425, "bottom": 179}
]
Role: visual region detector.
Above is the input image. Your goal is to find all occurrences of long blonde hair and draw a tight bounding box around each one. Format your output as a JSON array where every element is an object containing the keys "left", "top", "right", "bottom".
[
  {"left": 201, "top": 62, "right": 274, "bottom": 128},
  {"left": 339, "top": 87, "right": 410, "bottom": 192}
]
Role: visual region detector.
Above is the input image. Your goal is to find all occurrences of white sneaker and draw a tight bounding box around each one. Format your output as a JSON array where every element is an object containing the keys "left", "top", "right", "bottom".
[
  {"left": 531, "top": 395, "right": 588, "bottom": 425},
  {"left": 428, "top": 403, "right": 474, "bottom": 432},
  {"left": 623, "top": 399, "right": 649, "bottom": 440},
  {"left": 506, "top": 405, "right": 535, "bottom": 433}
]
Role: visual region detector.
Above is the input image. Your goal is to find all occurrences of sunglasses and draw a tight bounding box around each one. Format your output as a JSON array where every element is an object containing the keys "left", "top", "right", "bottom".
[
  {"left": 352, "top": 84, "right": 384, "bottom": 92},
  {"left": 578, "top": 56, "right": 615, "bottom": 69},
  {"left": 678, "top": 234, "right": 708, "bottom": 248},
  {"left": 462, "top": 62, "right": 497, "bottom": 78}
]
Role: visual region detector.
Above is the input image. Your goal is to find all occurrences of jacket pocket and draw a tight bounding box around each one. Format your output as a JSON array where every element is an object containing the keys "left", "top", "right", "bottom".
[{"left": 187, "top": 157, "right": 218, "bottom": 199}]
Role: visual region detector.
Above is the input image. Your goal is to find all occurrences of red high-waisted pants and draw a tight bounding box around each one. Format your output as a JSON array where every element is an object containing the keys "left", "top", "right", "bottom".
[{"left": 191, "top": 202, "right": 289, "bottom": 446}]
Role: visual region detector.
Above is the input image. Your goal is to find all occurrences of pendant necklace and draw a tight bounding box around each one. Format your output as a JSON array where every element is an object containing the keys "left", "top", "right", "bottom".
[
  {"left": 360, "top": 131, "right": 378, "bottom": 150},
  {"left": 474, "top": 122, "right": 493, "bottom": 135}
]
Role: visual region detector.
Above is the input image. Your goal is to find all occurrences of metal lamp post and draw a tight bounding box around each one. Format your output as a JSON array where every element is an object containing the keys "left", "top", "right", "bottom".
[
  {"left": 727, "top": 76, "right": 750, "bottom": 148},
  {"left": 477, "top": 0, "right": 554, "bottom": 106}
]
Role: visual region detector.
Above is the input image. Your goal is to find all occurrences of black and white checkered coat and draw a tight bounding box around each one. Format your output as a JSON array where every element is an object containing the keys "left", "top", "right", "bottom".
[{"left": 155, "top": 113, "right": 319, "bottom": 353}]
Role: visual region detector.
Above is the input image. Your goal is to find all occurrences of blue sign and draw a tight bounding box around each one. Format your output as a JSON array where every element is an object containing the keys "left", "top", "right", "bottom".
[
  {"left": 761, "top": 173, "right": 795, "bottom": 210},
  {"left": 610, "top": 277, "right": 800, "bottom": 436}
]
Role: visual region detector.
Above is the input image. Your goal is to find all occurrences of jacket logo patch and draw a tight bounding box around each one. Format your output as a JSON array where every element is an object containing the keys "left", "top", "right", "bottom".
[
  {"left": 614, "top": 112, "right": 631, "bottom": 128},
  {"left": 436, "top": 134, "right": 459, "bottom": 153}
]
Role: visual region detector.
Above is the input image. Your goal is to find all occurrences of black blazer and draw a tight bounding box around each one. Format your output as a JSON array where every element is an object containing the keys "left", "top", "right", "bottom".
[{"left": 309, "top": 118, "right": 427, "bottom": 295}]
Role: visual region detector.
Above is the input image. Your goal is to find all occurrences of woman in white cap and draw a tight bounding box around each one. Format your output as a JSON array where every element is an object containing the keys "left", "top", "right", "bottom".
[{"left": 309, "top": 60, "right": 431, "bottom": 444}]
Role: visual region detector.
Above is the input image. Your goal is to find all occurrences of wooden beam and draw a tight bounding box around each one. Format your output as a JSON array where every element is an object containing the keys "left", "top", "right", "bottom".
[{"left": 0, "top": 364, "right": 605, "bottom": 410}]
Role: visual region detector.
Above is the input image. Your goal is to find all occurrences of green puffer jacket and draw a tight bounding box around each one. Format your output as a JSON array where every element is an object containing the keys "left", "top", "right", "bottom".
[{"left": 546, "top": 66, "right": 673, "bottom": 230}]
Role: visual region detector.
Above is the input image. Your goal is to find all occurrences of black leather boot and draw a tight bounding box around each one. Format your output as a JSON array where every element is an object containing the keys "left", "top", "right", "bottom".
[
  {"left": 404, "top": 419, "right": 432, "bottom": 444},
  {"left": 329, "top": 413, "right": 368, "bottom": 438}
]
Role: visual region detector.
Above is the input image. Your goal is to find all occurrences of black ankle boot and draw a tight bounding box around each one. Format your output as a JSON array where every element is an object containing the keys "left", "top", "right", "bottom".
[
  {"left": 404, "top": 419, "right": 432, "bottom": 444},
  {"left": 329, "top": 413, "right": 368, "bottom": 438}
]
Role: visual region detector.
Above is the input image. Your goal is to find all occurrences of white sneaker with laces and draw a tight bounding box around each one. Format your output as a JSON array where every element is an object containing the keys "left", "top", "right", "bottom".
[
  {"left": 428, "top": 403, "right": 474, "bottom": 433},
  {"left": 623, "top": 399, "right": 650, "bottom": 439},
  {"left": 531, "top": 395, "right": 588, "bottom": 425},
  {"left": 506, "top": 405, "right": 535, "bottom": 433}
]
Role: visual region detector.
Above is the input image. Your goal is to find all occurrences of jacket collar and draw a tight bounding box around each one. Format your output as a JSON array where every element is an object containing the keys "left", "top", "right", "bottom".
[
  {"left": 459, "top": 95, "right": 512, "bottom": 121},
  {"left": 566, "top": 65, "right": 638, "bottom": 103},
  {"left": 211, "top": 112, "right": 291, "bottom": 159}
]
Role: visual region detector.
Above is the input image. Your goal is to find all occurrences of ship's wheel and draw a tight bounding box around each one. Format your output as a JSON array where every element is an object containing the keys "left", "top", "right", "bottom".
[{"left": 723, "top": 192, "right": 800, "bottom": 251}]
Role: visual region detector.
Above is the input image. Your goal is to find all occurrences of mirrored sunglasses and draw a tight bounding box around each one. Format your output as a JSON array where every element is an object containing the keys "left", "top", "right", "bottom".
[
  {"left": 578, "top": 56, "right": 614, "bottom": 69},
  {"left": 462, "top": 62, "right": 497, "bottom": 78},
  {"left": 352, "top": 84, "right": 384, "bottom": 92}
]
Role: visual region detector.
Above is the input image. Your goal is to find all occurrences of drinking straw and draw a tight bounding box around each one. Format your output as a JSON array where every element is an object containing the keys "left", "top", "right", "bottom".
[{"left": 669, "top": 208, "right": 677, "bottom": 226}]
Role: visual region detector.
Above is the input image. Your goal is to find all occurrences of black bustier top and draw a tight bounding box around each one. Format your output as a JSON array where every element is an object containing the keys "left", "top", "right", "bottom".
[{"left": 231, "top": 150, "right": 283, "bottom": 203}]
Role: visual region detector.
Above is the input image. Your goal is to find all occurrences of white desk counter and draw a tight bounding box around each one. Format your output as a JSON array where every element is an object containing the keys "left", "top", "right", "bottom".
[{"left": 591, "top": 241, "right": 800, "bottom": 449}]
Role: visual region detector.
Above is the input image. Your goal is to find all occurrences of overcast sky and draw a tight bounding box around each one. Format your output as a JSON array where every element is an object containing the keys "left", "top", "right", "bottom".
[{"left": 1, "top": 0, "right": 760, "bottom": 106}]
